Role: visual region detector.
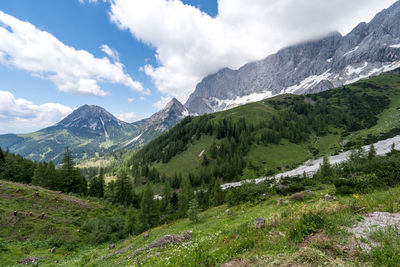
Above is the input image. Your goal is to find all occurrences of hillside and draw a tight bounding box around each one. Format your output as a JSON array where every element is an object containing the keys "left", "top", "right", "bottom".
[
  {"left": 128, "top": 71, "right": 400, "bottom": 189},
  {"left": 0, "top": 180, "right": 120, "bottom": 266},
  {"left": 5, "top": 147, "right": 400, "bottom": 266}
]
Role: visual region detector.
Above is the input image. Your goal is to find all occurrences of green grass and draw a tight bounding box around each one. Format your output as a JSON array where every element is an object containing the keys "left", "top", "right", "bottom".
[
  {"left": 56, "top": 186, "right": 400, "bottom": 267},
  {"left": 0, "top": 180, "right": 117, "bottom": 266}
]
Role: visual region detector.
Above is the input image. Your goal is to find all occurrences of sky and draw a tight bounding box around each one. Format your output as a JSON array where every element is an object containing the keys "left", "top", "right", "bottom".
[{"left": 0, "top": 0, "right": 397, "bottom": 134}]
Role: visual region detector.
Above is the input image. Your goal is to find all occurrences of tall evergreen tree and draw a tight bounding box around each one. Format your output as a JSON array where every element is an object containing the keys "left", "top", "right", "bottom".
[
  {"left": 89, "top": 168, "right": 105, "bottom": 198},
  {"left": 211, "top": 178, "right": 224, "bottom": 206},
  {"left": 124, "top": 205, "right": 140, "bottom": 235},
  {"left": 368, "top": 144, "right": 377, "bottom": 160},
  {"left": 114, "top": 170, "right": 133, "bottom": 206},
  {"left": 178, "top": 176, "right": 193, "bottom": 214},
  {"left": 139, "top": 184, "right": 158, "bottom": 231}
]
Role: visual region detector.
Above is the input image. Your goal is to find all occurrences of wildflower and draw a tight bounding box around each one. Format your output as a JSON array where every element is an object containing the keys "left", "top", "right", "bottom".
[{"left": 353, "top": 193, "right": 359, "bottom": 199}]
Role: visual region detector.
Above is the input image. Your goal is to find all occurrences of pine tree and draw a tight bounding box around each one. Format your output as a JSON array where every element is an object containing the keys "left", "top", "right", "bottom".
[
  {"left": 32, "top": 162, "right": 46, "bottom": 186},
  {"left": 319, "top": 156, "right": 334, "bottom": 180},
  {"left": 368, "top": 144, "right": 376, "bottom": 160},
  {"left": 161, "top": 181, "right": 172, "bottom": 211},
  {"left": 225, "top": 189, "right": 235, "bottom": 207},
  {"left": 114, "top": 170, "right": 133, "bottom": 206},
  {"left": 124, "top": 205, "right": 140, "bottom": 235},
  {"left": 89, "top": 168, "right": 105, "bottom": 198},
  {"left": 188, "top": 198, "right": 200, "bottom": 224},
  {"left": 139, "top": 184, "right": 158, "bottom": 230},
  {"left": 178, "top": 176, "right": 193, "bottom": 214},
  {"left": 211, "top": 178, "right": 224, "bottom": 206}
]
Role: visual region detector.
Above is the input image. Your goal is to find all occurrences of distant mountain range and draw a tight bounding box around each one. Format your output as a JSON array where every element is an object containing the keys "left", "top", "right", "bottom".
[
  {"left": 0, "top": 99, "right": 188, "bottom": 163},
  {"left": 2, "top": 2, "right": 400, "bottom": 163},
  {"left": 184, "top": 0, "right": 400, "bottom": 114}
]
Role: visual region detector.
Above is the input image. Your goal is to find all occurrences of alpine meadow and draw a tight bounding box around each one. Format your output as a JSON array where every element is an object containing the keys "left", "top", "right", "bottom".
[{"left": 1, "top": 1, "right": 400, "bottom": 267}]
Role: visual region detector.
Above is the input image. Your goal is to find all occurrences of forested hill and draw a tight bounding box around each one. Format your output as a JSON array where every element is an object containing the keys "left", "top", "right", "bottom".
[{"left": 127, "top": 71, "right": 400, "bottom": 188}]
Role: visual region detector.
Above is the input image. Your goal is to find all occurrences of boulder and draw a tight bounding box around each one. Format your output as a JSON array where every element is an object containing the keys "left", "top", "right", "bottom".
[
  {"left": 254, "top": 218, "right": 266, "bottom": 229},
  {"left": 225, "top": 209, "right": 231, "bottom": 214},
  {"left": 143, "top": 233, "right": 149, "bottom": 239},
  {"left": 51, "top": 247, "right": 56, "bottom": 253},
  {"left": 109, "top": 244, "right": 115, "bottom": 250},
  {"left": 324, "top": 194, "right": 332, "bottom": 200},
  {"left": 305, "top": 190, "right": 312, "bottom": 196},
  {"left": 290, "top": 192, "right": 304, "bottom": 201},
  {"left": 149, "top": 231, "right": 192, "bottom": 248}
]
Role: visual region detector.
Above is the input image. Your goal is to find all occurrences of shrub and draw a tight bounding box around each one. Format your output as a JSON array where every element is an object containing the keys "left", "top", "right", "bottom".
[
  {"left": 81, "top": 215, "right": 125, "bottom": 244},
  {"left": 290, "top": 212, "right": 325, "bottom": 242}
]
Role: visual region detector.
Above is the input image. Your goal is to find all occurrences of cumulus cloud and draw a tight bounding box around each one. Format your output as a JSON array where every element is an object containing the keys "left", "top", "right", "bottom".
[
  {"left": 101, "top": 44, "right": 120, "bottom": 62},
  {"left": 109, "top": 0, "right": 397, "bottom": 102},
  {"left": 116, "top": 111, "right": 140, "bottom": 123},
  {"left": 127, "top": 98, "right": 134, "bottom": 102},
  {"left": 0, "top": 90, "right": 73, "bottom": 134},
  {"left": 0, "top": 10, "right": 146, "bottom": 97},
  {"left": 152, "top": 96, "right": 172, "bottom": 110}
]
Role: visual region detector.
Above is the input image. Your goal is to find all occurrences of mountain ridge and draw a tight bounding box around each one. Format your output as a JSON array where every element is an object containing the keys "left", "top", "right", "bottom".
[
  {"left": 0, "top": 98, "right": 188, "bottom": 163},
  {"left": 185, "top": 1, "right": 400, "bottom": 115}
]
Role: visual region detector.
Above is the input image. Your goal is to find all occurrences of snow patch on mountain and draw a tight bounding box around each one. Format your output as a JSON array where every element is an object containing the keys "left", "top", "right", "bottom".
[
  {"left": 285, "top": 70, "right": 332, "bottom": 94},
  {"left": 390, "top": 44, "right": 400, "bottom": 48},
  {"left": 217, "top": 91, "right": 274, "bottom": 111}
]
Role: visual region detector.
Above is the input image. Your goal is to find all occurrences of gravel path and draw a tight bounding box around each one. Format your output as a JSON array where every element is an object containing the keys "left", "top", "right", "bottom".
[
  {"left": 349, "top": 212, "right": 400, "bottom": 251},
  {"left": 221, "top": 135, "right": 400, "bottom": 190}
]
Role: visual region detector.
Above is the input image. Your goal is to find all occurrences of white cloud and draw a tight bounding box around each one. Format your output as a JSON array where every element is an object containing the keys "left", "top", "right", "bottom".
[
  {"left": 79, "top": 0, "right": 101, "bottom": 4},
  {"left": 101, "top": 44, "right": 120, "bottom": 62},
  {"left": 116, "top": 111, "right": 140, "bottom": 123},
  {"left": 139, "top": 96, "right": 145, "bottom": 101},
  {"left": 127, "top": 98, "right": 134, "bottom": 102},
  {"left": 109, "top": 0, "right": 397, "bottom": 102},
  {"left": 0, "top": 10, "right": 146, "bottom": 97},
  {"left": 0, "top": 90, "right": 73, "bottom": 134},
  {"left": 152, "top": 96, "right": 172, "bottom": 110}
]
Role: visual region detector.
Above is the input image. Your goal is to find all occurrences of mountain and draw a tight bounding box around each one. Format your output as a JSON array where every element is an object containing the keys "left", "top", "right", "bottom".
[
  {"left": 185, "top": 1, "right": 400, "bottom": 115},
  {"left": 132, "top": 71, "right": 400, "bottom": 183},
  {"left": 0, "top": 100, "right": 188, "bottom": 163},
  {"left": 123, "top": 98, "right": 189, "bottom": 149}
]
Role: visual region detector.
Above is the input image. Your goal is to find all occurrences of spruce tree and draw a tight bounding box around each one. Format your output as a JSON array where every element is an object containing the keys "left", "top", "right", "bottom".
[
  {"left": 319, "top": 156, "right": 334, "bottom": 180},
  {"left": 178, "top": 176, "right": 193, "bottom": 214},
  {"left": 211, "top": 178, "right": 224, "bottom": 206},
  {"left": 188, "top": 198, "right": 200, "bottom": 224},
  {"left": 124, "top": 205, "right": 140, "bottom": 235},
  {"left": 368, "top": 144, "right": 376, "bottom": 160},
  {"left": 139, "top": 184, "right": 158, "bottom": 230},
  {"left": 114, "top": 170, "right": 133, "bottom": 206}
]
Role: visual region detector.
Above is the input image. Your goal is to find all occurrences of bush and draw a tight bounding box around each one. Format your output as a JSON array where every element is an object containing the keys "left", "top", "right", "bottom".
[
  {"left": 81, "top": 215, "right": 125, "bottom": 244},
  {"left": 290, "top": 212, "right": 325, "bottom": 242},
  {"left": 333, "top": 174, "right": 378, "bottom": 195}
]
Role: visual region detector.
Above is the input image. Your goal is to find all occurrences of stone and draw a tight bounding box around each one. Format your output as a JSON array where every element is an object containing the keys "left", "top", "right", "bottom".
[
  {"left": 55, "top": 260, "right": 59, "bottom": 264},
  {"left": 13, "top": 211, "right": 17, "bottom": 216},
  {"left": 143, "top": 233, "right": 149, "bottom": 239},
  {"left": 291, "top": 192, "right": 304, "bottom": 201},
  {"left": 34, "top": 192, "right": 39, "bottom": 197},
  {"left": 149, "top": 231, "right": 192, "bottom": 248},
  {"left": 38, "top": 213, "right": 45, "bottom": 219},
  {"left": 109, "top": 244, "right": 115, "bottom": 250},
  {"left": 225, "top": 209, "right": 231, "bottom": 214},
  {"left": 254, "top": 217, "right": 266, "bottom": 229},
  {"left": 77, "top": 229, "right": 81, "bottom": 233},
  {"left": 305, "top": 190, "right": 312, "bottom": 196},
  {"left": 277, "top": 198, "right": 284, "bottom": 206},
  {"left": 324, "top": 194, "right": 332, "bottom": 200},
  {"left": 51, "top": 247, "right": 56, "bottom": 253}
]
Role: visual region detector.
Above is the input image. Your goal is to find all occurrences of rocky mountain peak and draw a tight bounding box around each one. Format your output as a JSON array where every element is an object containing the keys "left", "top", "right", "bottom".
[{"left": 184, "top": 1, "right": 400, "bottom": 115}]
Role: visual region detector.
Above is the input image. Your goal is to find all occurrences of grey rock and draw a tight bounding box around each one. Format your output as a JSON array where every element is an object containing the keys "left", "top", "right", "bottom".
[
  {"left": 324, "top": 194, "right": 332, "bottom": 200},
  {"left": 149, "top": 231, "right": 192, "bottom": 248},
  {"left": 277, "top": 198, "right": 284, "bottom": 206},
  {"left": 305, "top": 190, "right": 312, "bottom": 196},
  {"left": 143, "top": 233, "right": 149, "bottom": 239},
  {"left": 254, "top": 217, "right": 266, "bottom": 229},
  {"left": 225, "top": 209, "right": 231, "bottom": 214},
  {"left": 51, "top": 247, "right": 56, "bottom": 253},
  {"left": 109, "top": 244, "right": 115, "bottom": 250},
  {"left": 185, "top": 1, "right": 400, "bottom": 115}
]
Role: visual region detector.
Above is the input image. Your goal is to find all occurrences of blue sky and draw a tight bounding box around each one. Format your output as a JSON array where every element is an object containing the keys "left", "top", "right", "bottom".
[{"left": 0, "top": 0, "right": 396, "bottom": 134}]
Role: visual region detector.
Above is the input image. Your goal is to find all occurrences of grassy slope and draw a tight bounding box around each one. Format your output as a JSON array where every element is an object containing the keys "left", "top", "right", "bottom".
[
  {"left": 145, "top": 74, "right": 400, "bottom": 179},
  {"left": 0, "top": 180, "right": 116, "bottom": 266},
  {"left": 63, "top": 185, "right": 400, "bottom": 266}
]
